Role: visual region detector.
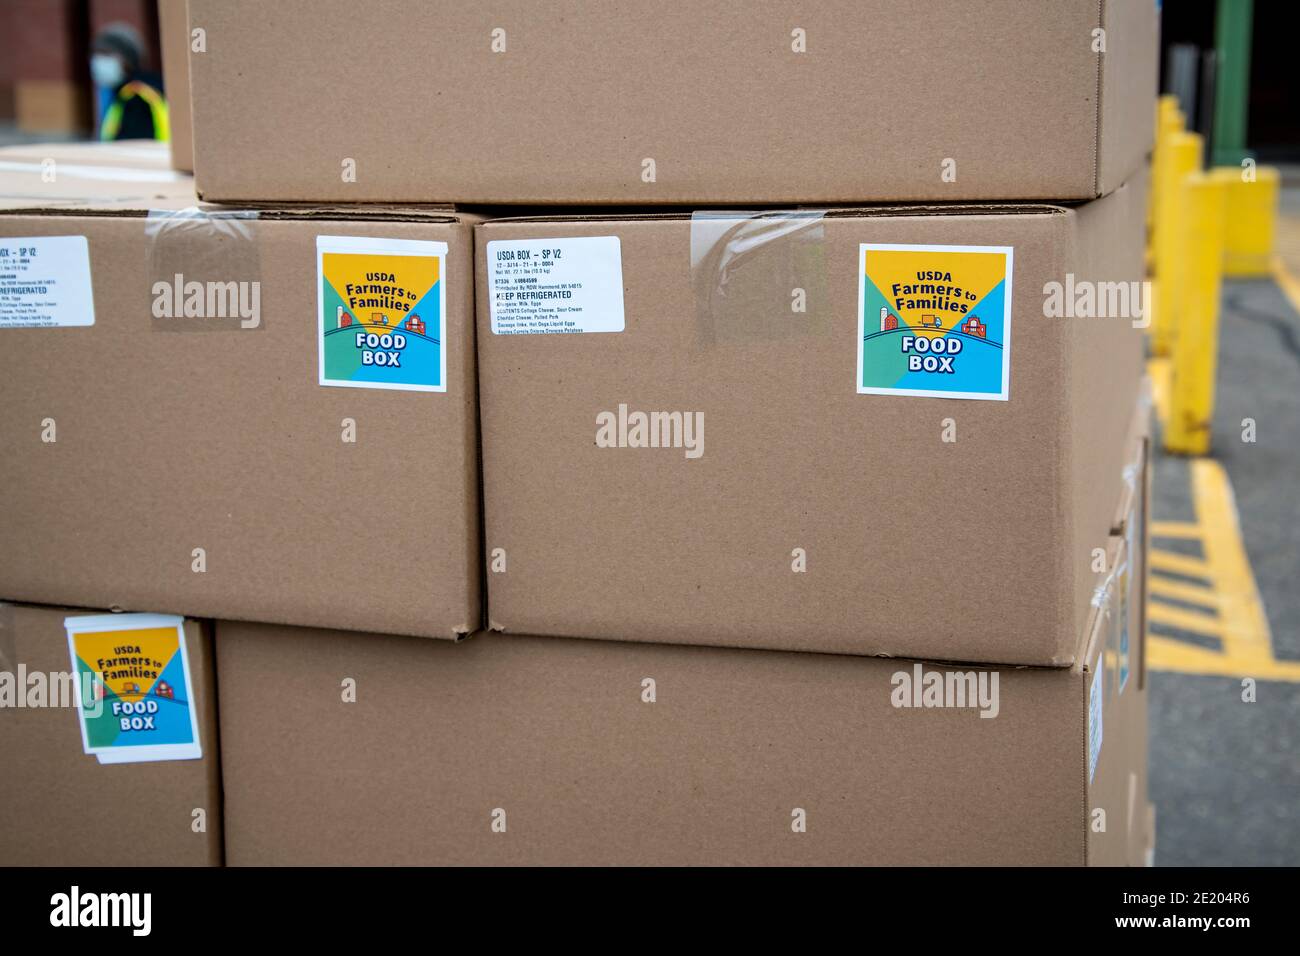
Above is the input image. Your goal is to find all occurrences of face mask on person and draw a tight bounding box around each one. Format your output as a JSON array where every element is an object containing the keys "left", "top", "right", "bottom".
[{"left": 90, "top": 54, "right": 126, "bottom": 89}]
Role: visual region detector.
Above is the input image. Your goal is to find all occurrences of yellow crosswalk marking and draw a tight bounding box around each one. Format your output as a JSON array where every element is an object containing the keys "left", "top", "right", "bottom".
[
  {"left": 1149, "top": 550, "right": 1212, "bottom": 579},
  {"left": 1151, "top": 520, "right": 1201, "bottom": 539},
  {"left": 1148, "top": 602, "right": 1222, "bottom": 638},
  {"left": 1147, "top": 459, "right": 1299, "bottom": 681},
  {"left": 1148, "top": 577, "right": 1222, "bottom": 610}
]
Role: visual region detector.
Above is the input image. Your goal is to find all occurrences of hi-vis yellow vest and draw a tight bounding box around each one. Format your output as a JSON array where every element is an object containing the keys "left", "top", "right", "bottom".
[{"left": 100, "top": 80, "right": 170, "bottom": 141}]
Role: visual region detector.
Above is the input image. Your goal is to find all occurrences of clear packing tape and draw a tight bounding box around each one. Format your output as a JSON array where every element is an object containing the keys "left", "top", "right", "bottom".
[
  {"left": 145, "top": 207, "right": 262, "bottom": 332},
  {"left": 690, "top": 210, "right": 829, "bottom": 345},
  {"left": 1121, "top": 461, "right": 1141, "bottom": 505},
  {"left": 1092, "top": 549, "right": 1128, "bottom": 613}
]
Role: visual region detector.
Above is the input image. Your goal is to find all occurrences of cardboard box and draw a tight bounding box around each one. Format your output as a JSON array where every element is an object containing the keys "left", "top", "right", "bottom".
[
  {"left": 216, "top": 551, "right": 1148, "bottom": 865},
  {"left": 475, "top": 175, "right": 1147, "bottom": 665},
  {"left": 0, "top": 604, "right": 221, "bottom": 866},
  {"left": 1112, "top": 381, "right": 1151, "bottom": 691},
  {"left": 1109, "top": 419, "right": 1150, "bottom": 861},
  {"left": 187, "top": 0, "right": 1156, "bottom": 205},
  {"left": 1096, "top": 491, "right": 1149, "bottom": 868},
  {"left": 14, "top": 80, "right": 89, "bottom": 135},
  {"left": 0, "top": 160, "right": 481, "bottom": 639},
  {"left": 159, "top": 0, "right": 194, "bottom": 173},
  {"left": 1111, "top": 377, "right": 1152, "bottom": 537},
  {"left": 0, "top": 140, "right": 194, "bottom": 210}
]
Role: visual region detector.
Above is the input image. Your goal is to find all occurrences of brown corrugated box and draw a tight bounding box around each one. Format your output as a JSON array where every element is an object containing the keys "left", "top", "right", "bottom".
[
  {"left": 159, "top": 0, "right": 194, "bottom": 173},
  {"left": 0, "top": 603, "right": 221, "bottom": 866},
  {"left": 475, "top": 174, "right": 1147, "bottom": 665},
  {"left": 1104, "top": 385, "right": 1150, "bottom": 693},
  {"left": 14, "top": 81, "right": 89, "bottom": 136},
  {"left": 1112, "top": 377, "right": 1153, "bottom": 539},
  {"left": 1110, "top": 405, "right": 1151, "bottom": 862},
  {"left": 0, "top": 140, "right": 193, "bottom": 210},
  {"left": 1101, "top": 442, "right": 1150, "bottom": 865},
  {"left": 187, "top": 0, "right": 1156, "bottom": 205},
  {"left": 0, "top": 157, "right": 481, "bottom": 639},
  {"left": 215, "top": 532, "right": 1148, "bottom": 865}
]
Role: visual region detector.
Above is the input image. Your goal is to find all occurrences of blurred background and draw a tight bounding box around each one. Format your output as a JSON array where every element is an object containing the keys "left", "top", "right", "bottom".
[
  {"left": 1137, "top": 0, "right": 1300, "bottom": 868},
  {"left": 0, "top": 0, "right": 162, "bottom": 146},
  {"left": 0, "top": 0, "right": 1295, "bottom": 866}
]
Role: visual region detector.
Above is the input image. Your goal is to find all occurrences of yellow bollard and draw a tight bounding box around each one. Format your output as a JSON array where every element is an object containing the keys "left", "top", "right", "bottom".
[
  {"left": 1209, "top": 165, "right": 1280, "bottom": 277},
  {"left": 1158, "top": 94, "right": 1182, "bottom": 126},
  {"left": 1149, "top": 96, "right": 1185, "bottom": 245},
  {"left": 1152, "top": 131, "right": 1203, "bottom": 356},
  {"left": 1166, "top": 172, "right": 1228, "bottom": 456}
]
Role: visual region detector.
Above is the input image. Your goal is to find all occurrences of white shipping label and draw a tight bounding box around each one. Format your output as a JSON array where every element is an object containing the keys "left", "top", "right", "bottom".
[
  {"left": 0, "top": 236, "right": 95, "bottom": 328},
  {"left": 487, "top": 236, "right": 624, "bottom": 334},
  {"left": 1088, "top": 664, "right": 1104, "bottom": 784}
]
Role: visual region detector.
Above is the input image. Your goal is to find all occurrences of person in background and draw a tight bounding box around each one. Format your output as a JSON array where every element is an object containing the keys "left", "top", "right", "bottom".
[{"left": 90, "top": 22, "right": 169, "bottom": 141}]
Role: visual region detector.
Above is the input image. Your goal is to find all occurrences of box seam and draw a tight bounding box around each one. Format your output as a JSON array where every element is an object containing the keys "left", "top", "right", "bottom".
[
  {"left": 1081, "top": 670, "right": 1092, "bottom": 865},
  {"left": 1093, "top": 0, "right": 1106, "bottom": 196},
  {"left": 1057, "top": 212, "right": 1081, "bottom": 665}
]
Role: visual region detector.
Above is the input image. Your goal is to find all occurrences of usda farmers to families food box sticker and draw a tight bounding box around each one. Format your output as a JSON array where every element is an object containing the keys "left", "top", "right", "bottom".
[
  {"left": 64, "top": 613, "right": 201, "bottom": 764},
  {"left": 317, "top": 235, "right": 448, "bottom": 391},
  {"left": 857, "top": 243, "right": 1013, "bottom": 400}
]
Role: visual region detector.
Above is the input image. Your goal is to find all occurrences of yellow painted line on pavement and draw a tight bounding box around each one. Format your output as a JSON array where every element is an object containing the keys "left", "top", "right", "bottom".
[
  {"left": 1148, "top": 460, "right": 1300, "bottom": 681},
  {"left": 1192, "top": 461, "right": 1275, "bottom": 664},
  {"left": 1149, "top": 576, "right": 1222, "bottom": 610},
  {"left": 1274, "top": 255, "right": 1300, "bottom": 316},
  {"left": 1149, "top": 602, "right": 1222, "bottom": 638},
  {"left": 1151, "top": 519, "right": 1200, "bottom": 539},
  {"left": 1147, "top": 635, "right": 1300, "bottom": 680},
  {"left": 1149, "top": 549, "right": 1212, "bottom": 579}
]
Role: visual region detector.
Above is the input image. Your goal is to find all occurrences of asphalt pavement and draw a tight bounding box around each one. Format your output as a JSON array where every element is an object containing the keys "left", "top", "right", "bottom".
[{"left": 1148, "top": 263, "right": 1300, "bottom": 865}]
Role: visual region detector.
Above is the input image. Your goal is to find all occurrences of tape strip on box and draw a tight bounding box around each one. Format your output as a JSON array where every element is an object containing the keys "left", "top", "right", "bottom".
[
  {"left": 145, "top": 207, "right": 262, "bottom": 332},
  {"left": 690, "top": 210, "right": 829, "bottom": 346}
]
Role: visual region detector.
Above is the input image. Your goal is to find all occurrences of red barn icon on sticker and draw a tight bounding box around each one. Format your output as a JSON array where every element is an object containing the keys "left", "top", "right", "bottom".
[
  {"left": 337, "top": 305, "right": 353, "bottom": 328},
  {"left": 155, "top": 681, "right": 174, "bottom": 700},
  {"left": 407, "top": 314, "right": 425, "bottom": 336},
  {"left": 962, "top": 316, "right": 986, "bottom": 338}
]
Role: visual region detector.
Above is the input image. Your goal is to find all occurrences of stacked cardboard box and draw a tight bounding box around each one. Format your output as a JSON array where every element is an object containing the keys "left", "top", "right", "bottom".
[
  {"left": 0, "top": 604, "right": 221, "bottom": 866},
  {"left": 473, "top": 182, "right": 1148, "bottom": 664},
  {"left": 187, "top": 0, "right": 1155, "bottom": 205},
  {"left": 158, "top": 0, "right": 193, "bottom": 173},
  {"left": 216, "top": 419, "right": 1152, "bottom": 864},
  {"left": 1, "top": 1, "right": 1158, "bottom": 866},
  {"left": 0, "top": 145, "right": 481, "bottom": 639},
  {"left": 0, "top": 142, "right": 478, "bottom": 864},
  {"left": 217, "top": 537, "right": 1148, "bottom": 865}
]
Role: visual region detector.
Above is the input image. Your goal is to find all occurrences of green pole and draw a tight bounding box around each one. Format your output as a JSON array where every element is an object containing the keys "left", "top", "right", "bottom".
[{"left": 1211, "top": 0, "right": 1254, "bottom": 166}]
